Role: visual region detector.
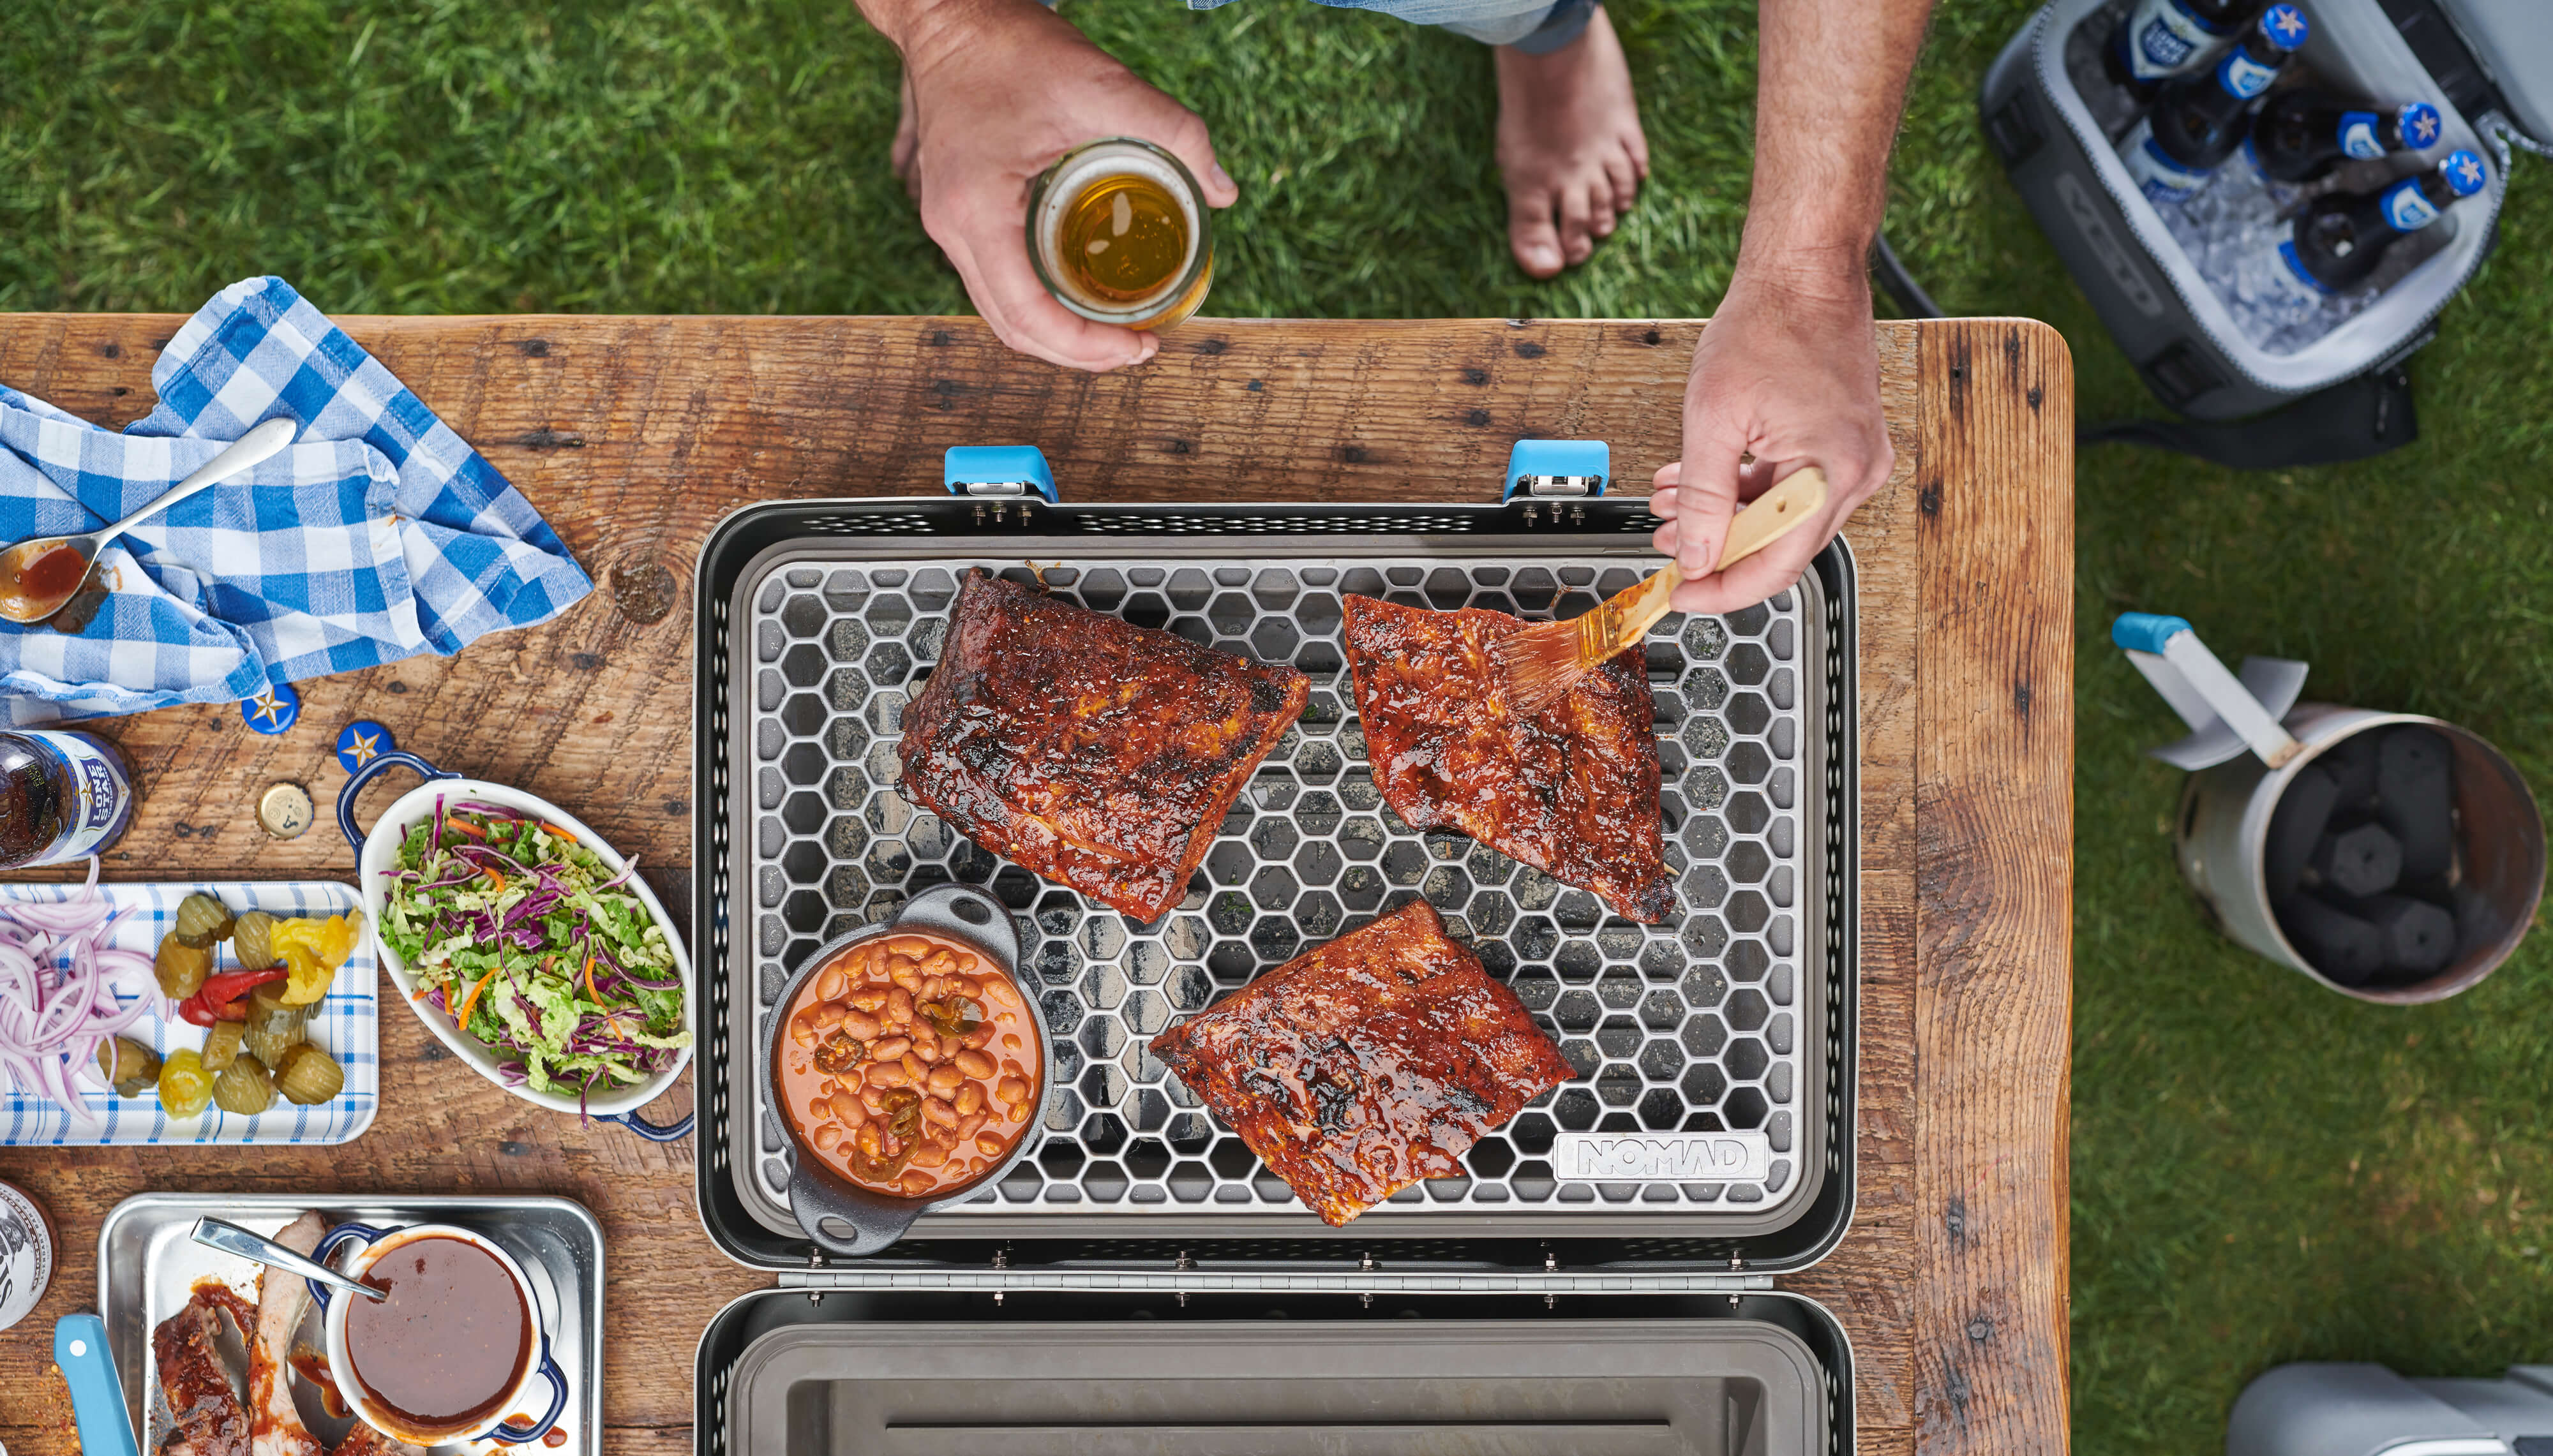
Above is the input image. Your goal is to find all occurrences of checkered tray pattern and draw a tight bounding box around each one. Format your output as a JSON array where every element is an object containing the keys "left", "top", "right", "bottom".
[{"left": 0, "top": 879, "right": 377, "bottom": 1146}]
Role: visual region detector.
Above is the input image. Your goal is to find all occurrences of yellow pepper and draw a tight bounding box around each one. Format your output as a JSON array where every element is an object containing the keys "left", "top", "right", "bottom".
[{"left": 270, "top": 912, "right": 365, "bottom": 1006}]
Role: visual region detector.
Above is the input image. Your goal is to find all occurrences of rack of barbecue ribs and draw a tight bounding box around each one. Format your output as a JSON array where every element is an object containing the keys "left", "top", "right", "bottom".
[
  {"left": 1341, "top": 594, "right": 1675, "bottom": 923},
  {"left": 1152, "top": 900, "right": 1575, "bottom": 1226},
  {"left": 899, "top": 568, "right": 1309, "bottom": 922}
]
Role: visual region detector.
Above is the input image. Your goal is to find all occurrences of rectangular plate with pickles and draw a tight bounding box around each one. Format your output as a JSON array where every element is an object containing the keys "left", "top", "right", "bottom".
[{"left": 0, "top": 879, "right": 378, "bottom": 1147}]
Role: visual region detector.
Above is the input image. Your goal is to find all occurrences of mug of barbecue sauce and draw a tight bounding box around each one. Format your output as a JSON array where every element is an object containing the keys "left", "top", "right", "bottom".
[{"left": 305, "top": 1223, "right": 567, "bottom": 1447}]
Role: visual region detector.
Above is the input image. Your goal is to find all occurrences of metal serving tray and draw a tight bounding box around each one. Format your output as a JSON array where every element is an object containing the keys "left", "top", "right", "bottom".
[
  {"left": 694, "top": 495, "right": 1859, "bottom": 1276},
  {"left": 695, "top": 1290, "right": 1853, "bottom": 1456},
  {"left": 97, "top": 1192, "right": 605, "bottom": 1456}
]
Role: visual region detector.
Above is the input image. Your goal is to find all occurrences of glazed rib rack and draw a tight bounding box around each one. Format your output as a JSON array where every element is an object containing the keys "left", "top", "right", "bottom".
[{"left": 696, "top": 496, "right": 1857, "bottom": 1266}]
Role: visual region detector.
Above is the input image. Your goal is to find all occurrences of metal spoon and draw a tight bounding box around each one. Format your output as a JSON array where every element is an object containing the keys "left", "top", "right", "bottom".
[
  {"left": 190, "top": 1216, "right": 387, "bottom": 1302},
  {"left": 0, "top": 417, "right": 298, "bottom": 625}
]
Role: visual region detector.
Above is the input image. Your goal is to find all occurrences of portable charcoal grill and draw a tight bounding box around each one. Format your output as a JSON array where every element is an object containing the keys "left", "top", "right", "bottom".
[
  {"left": 694, "top": 464, "right": 1858, "bottom": 1261},
  {"left": 689, "top": 466, "right": 1864, "bottom": 1454}
]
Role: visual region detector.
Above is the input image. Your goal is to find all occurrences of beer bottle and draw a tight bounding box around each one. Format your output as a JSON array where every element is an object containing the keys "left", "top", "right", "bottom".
[
  {"left": 0, "top": 730, "right": 137, "bottom": 868},
  {"left": 2104, "top": 0, "right": 2267, "bottom": 101},
  {"left": 2269, "top": 149, "right": 2490, "bottom": 300},
  {"left": 2246, "top": 96, "right": 2444, "bottom": 184},
  {"left": 2118, "top": 4, "right": 2310, "bottom": 205}
]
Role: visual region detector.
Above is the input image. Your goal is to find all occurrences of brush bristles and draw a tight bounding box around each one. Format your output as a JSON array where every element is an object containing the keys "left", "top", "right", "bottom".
[{"left": 1495, "top": 610, "right": 1616, "bottom": 718}]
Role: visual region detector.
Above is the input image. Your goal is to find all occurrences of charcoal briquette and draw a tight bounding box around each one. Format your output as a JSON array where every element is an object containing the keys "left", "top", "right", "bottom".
[
  {"left": 2375, "top": 726, "right": 2456, "bottom": 879},
  {"left": 2307, "top": 821, "right": 2401, "bottom": 899},
  {"left": 2277, "top": 895, "right": 2384, "bottom": 986},
  {"left": 2361, "top": 893, "right": 2457, "bottom": 977},
  {"left": 2265, "top": 764, "right": 2342, "bottom": 901},
  {"left": 2317, "top": 732, "right": 2380, "bottom": 810},
  {"left": 2452, "top": 882, "right": 2499, "bottom": 959}
]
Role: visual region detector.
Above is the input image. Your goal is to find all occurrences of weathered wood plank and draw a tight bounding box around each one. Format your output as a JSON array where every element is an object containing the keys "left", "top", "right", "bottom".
[
  {"left": 1786, "top": 318, "right": 1925, "bottom": 1444},
  {"left": 1910, "top": 318, "right": 2074, "bottom": 1456}
]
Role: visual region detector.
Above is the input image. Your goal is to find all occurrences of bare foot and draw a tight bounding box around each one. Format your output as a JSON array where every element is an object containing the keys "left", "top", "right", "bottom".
[
  {"left": 893, "top": 69, "right": 921, "bottom": 199},
  {"left": 1494, "top": 5, "right": 1650, "bottom": 278}
]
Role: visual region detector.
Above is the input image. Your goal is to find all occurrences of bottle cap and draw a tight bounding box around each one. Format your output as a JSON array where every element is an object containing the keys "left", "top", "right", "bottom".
[
  {"left": 2259, "top": 4, "right": 2309, "bottom": 52},
  {"left": 258, "top": 782, "right": 315, "bottom": 840},
  {"left": 335, "top": 720, "right": 395, "bottom": 773},
  {"left": 2441, "top": 149, "right": 2489, "bottom": 197},
  {"left": 2397, "top": 103, "right": 2443, "bottom": 151},
  {"left": 241, "top": 681, "right": 301, "bottom": 735}
]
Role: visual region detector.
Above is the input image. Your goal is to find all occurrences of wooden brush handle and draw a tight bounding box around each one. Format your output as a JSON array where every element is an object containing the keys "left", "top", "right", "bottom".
[
  {"left": 1717, "top": 466, "right": 1830, "bottom": 571},
  {"left": 1600, "top": 466, "right": 1834, "bottom": 649}
]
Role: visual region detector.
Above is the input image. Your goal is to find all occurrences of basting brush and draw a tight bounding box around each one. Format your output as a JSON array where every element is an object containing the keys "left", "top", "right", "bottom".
[{"left": 1495, "top": 466, "right": 1830, "bottom": 718}]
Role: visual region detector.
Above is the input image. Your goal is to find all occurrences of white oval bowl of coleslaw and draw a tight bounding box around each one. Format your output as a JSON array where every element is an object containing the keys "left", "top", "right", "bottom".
[{"left": 345, "top": 758, "right": 693, "bottom": 1134}]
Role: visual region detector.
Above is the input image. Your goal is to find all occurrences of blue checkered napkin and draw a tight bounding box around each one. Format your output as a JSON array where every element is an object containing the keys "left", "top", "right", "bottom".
[{"left": 0, "top": 275, "right": 592, "bottom": 724}]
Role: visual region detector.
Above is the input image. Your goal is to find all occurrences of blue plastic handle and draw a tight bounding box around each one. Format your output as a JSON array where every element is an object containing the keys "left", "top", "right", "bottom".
[
  {"left": 337, "top": 749, "right": 460, "bottom": 854},
  {"left": 943, "top": 445, "right": 1058, "bottom": 502},
  {"left": 54, "top": 1314, "right": 140, "bottom": 1456},
  {"left": 2111, "top": 612, "right": 2194, "bottom": 655},
  {"left": 1502, "top": 439, "right": 1610, "bottom": 501}
]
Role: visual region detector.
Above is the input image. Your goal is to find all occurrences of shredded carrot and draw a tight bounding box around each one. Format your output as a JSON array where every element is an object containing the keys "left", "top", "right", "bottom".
[
  {"left": 481, "top": 867, "right": 507, "bottom": 893},
  {"left": 445, "top": 815, "right": 488, "bottom": 840},
  {"left": 453, "top": 968, "right": 499, "bottom": 1030},
  {"left": 540, "top": 821, "right": 584, "bottom": 844},
  {"left": 582, "top": 954, "right": 601, "bottom": 1003}
]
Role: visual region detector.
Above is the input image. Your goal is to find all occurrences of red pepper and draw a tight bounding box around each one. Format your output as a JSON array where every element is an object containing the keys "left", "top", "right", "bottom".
[{"left": 176, "top": 967, "right": 288, "bottom": 1026}]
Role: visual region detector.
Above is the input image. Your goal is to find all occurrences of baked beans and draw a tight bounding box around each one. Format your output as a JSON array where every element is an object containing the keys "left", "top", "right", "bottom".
[{"left": 778, "top": 930, "right": 1040, "bottom": 1197}]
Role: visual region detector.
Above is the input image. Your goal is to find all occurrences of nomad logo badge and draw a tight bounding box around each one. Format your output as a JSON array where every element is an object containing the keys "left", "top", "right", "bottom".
[{"left": 1552, "top": 1131, "right": 1774, "bottom": 1182}]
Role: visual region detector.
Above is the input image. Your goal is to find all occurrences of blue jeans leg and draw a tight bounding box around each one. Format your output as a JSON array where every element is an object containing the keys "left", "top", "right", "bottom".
[{"left": 1195, "top": 0, "right": 1599, "bottom": 53}]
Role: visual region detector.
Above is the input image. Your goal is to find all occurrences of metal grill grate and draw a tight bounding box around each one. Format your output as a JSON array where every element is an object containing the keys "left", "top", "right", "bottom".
[{"left": 726, "top": 547, "right": 1830, "bottom": 1239}]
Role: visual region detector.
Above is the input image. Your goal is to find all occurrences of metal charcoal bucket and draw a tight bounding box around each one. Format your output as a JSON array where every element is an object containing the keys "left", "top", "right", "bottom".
[
  {"left": 2176, "top": 707, "right": 2543, "bottom": 1002},
  {"left": 2118, "top": 614, "right": 2545, "bottom": 1004}
]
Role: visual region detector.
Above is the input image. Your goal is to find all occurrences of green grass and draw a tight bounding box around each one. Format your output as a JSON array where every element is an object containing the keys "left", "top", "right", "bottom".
[{"left": 6, "top": 3, "right": 2551, "bottom": 1450}]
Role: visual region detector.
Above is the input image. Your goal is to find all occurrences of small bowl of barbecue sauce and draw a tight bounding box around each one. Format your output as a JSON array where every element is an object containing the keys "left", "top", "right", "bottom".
[{"left": 306, "top": 1222, "right": 568, "bottom": 1448}]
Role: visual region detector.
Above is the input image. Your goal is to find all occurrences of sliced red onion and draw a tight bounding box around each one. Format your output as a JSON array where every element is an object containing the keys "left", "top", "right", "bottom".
[{"left": 0, "top": 858, "right": 165, "bottom": 1128}]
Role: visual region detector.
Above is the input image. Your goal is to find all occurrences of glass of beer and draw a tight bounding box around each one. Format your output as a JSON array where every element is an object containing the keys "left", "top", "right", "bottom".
[{"left": 1026, "top": 137, "right": 1214, "bottom": 332}]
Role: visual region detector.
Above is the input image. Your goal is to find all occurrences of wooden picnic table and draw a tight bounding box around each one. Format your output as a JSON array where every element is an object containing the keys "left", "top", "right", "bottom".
[{"left": 0, "top": 313, "right": 2071, "bottom": 1456}]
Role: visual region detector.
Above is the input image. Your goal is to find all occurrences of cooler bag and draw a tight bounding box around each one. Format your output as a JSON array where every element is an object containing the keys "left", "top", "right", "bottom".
[{"left": 1980, "top": 0, "right": 2549, "bottom": 461}]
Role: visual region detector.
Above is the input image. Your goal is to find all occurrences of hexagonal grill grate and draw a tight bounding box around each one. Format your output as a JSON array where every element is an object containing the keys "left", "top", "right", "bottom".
[{"left": 733, "top": 553, "right": 1828, "bottom": 1234}]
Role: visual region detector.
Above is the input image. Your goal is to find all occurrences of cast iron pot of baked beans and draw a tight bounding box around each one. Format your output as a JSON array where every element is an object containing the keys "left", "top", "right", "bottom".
[{"left": 768, "top": 883, "right": 1051, "bottom": 1256}]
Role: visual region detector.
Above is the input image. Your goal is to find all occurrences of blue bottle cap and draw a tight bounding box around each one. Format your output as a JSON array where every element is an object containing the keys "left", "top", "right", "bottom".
[
  {"left": 335, "top": 720, "right": 395, "bottom": 773},
  {"left": 2441, "top": 148, "right": 2489, "bottom": 197},
  {"left": 241, "top": 681, "right": 301, "bottom": 734},
  {"left": 2397, "top": 102, "right": 2443, "bottom": 151},
  {"left": 2259, "top": 4, "right": 2309, "bottom": 52}
]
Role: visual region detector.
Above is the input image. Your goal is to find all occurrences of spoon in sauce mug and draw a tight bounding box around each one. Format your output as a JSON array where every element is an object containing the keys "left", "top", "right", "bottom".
[
  {"left": 0, "top": 416, "right": 298, "bottom": 625},
  {"left": 191, "top": 1217, "right": 388, "bottom": 1302}
]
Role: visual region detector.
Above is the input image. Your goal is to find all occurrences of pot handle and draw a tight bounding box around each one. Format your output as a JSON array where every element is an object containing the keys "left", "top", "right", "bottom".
[
  {"left": 595, "top": 1106, "right": 694, "bottom": 1141},
  {"left": 304, "top": 1222, "right": 391, "bottom": 1311},
  {"left": 786, "top": 1157, "right": 924, "bottom": 1258},
  {"left": 889, "top": 882, "right": 1022, "bottom": 967},
  {"left": 484, "top": 1341, "right": 570, "bottom": 1446},
  {"left": 337, "top": 750, "right": 461, "bottom": 854}
]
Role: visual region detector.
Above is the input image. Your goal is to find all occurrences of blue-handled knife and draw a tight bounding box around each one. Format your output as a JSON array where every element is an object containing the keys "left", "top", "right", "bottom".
[{"left": 54, "top": 1313, "right": 140, "bottom": 1456}]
